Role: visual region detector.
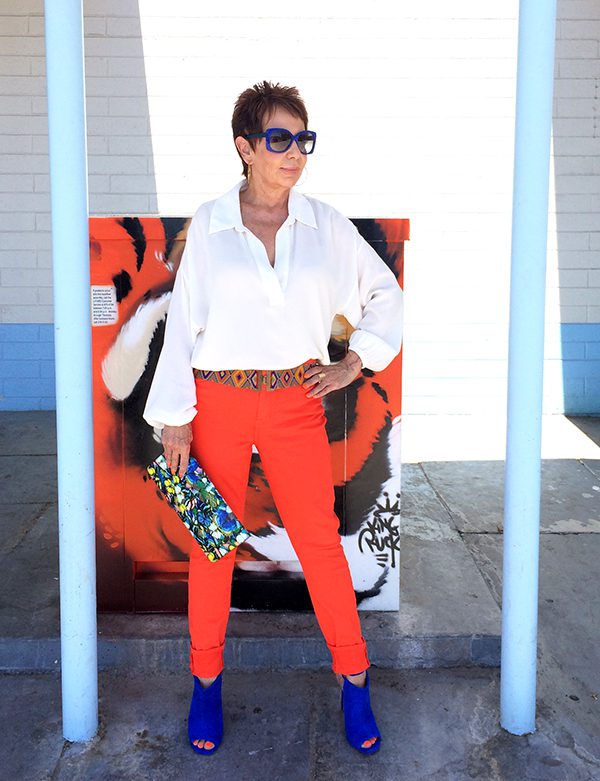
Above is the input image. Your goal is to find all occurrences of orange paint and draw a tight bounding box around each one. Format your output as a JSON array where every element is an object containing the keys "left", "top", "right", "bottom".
[{"left": 90, "top": 216, "right": 407, "bottom": 611}]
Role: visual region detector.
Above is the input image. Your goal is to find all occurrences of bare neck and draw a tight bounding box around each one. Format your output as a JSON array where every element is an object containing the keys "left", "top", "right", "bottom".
[{"left": 240, "top": 178, "right": 290, "bottom": 213}]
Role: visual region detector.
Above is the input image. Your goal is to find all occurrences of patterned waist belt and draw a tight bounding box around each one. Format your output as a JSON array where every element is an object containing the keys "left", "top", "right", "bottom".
[{"left": 193, "top": 361, "right": 316, "bottom": 392}]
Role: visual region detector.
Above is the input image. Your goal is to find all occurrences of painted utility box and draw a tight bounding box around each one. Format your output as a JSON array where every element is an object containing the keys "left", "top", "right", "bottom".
[{"left": 90, "top": 215, "right": 408, "bottom": 612}]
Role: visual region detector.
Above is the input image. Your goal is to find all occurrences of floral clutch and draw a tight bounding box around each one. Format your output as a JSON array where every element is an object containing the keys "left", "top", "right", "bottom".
[{"left": 146, "top": 454, "right": 249, "bottom": 561}]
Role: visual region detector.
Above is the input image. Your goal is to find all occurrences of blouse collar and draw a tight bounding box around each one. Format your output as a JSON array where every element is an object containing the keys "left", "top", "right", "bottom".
[{"left": 208, "top": 179, "right": 318, "bottom": 234}]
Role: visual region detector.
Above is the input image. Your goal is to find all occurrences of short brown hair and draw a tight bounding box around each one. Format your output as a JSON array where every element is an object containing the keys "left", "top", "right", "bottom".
[{"left": 231, "top": 80, "right": 309, "bottom": 178}]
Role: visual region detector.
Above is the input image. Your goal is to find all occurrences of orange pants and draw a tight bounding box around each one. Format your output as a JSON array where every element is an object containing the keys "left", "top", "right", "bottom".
[{"left": 188, "top": 375, "right": 370, "bottom": 678}]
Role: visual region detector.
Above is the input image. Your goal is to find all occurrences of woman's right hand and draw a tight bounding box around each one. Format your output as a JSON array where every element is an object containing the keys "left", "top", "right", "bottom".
[{"left": 161, "top": 423, "right": 193, "bottom": 476}]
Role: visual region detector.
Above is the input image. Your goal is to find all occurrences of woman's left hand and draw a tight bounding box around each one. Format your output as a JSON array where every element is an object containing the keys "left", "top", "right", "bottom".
[{"left": 303, "top": 350, "right": 363, "bottom": 398}]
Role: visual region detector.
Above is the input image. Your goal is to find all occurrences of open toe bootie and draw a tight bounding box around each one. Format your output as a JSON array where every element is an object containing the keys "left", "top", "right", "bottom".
[
  {"left": 187, "top": 672, "right": 224, "bottom": 755},
  {"left": 341, "top": 670, "right": 382, "bottom": 754}
]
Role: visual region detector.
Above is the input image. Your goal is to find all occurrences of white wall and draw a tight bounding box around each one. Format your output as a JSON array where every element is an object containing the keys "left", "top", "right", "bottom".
[{"left": 1, "top": 0, "right": 599, "bottom": 413}]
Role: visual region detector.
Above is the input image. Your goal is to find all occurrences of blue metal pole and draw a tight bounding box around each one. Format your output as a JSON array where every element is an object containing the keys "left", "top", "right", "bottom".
[
  {"left": 501, "top": 0, "right": 557, "bottom": 735},
  {"left": 44, "top": 0, "right": 98, "bottom": 741}
]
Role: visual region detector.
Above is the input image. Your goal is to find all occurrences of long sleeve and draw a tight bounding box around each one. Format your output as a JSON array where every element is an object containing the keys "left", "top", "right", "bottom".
[
  {"left": 143, "top": 217, "right": 205, "bottom": 430},
  {"left": 340, "top": 228, "right": 404, "bottom": 372},
  {"left": 141, "top": 182, "right": 404, "bottom": 409}
]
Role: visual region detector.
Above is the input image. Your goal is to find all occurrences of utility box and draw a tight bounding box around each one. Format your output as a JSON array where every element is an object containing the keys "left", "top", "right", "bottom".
[{"left": 90, "top": 214, "right": 408, "bottom": 612}]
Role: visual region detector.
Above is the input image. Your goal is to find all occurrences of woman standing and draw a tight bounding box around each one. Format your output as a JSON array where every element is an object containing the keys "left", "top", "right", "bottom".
[{"left": 143, "top": 81, "right": 403, "bottom": 756}]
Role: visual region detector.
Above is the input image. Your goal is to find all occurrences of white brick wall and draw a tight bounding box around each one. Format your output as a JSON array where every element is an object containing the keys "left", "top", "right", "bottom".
[{"left": 1, "top": 0, "right": 599, "bottom": 413}]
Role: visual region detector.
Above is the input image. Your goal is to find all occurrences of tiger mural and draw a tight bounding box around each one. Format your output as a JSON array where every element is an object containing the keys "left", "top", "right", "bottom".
[{"left": 89, "top": 215, "right": 407, "bottom": 612}]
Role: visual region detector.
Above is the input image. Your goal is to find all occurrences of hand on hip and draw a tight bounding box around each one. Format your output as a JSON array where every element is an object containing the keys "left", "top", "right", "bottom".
[{"left": 303, "top": 350, "right": 363, "bottom": 398}]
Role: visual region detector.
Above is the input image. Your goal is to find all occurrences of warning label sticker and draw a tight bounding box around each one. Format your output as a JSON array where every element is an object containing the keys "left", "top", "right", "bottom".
[{"left": 91, "top": 285, "right": 118, "bottom": 326}]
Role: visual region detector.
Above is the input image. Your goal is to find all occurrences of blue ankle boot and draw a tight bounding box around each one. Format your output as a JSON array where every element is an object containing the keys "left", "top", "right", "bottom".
[
  {"left": 341, "top": 670, "right": 382, "bottom": 754},
  {"left": 188, "top": 673, "right": 223, "bottom": 755}
]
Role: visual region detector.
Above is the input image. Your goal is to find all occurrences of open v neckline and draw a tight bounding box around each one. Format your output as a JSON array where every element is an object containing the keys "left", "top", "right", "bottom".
[{"left": 242, "top": 217, "right": 294, "bottom": 305}]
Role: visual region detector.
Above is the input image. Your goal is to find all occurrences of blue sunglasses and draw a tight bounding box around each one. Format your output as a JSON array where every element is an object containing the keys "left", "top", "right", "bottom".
[{"left": 244, "top": 127, "right": 317, "bottom": 155}]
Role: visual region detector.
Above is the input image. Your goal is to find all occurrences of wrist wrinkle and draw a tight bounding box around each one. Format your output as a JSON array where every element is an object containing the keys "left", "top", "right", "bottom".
[{"left": 347, "top": 350, "right": 362, "bottom": 370}]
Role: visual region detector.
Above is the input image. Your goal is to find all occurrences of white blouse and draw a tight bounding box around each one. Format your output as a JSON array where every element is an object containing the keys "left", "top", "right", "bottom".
[{"left": 143, "top": 180, "right": 403, "bottom": 429}]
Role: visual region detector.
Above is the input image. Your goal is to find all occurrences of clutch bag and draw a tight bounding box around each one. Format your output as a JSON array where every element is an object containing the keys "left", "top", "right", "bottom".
[{"left": 146, "top": 453, "right": 249, "bottom": 561}]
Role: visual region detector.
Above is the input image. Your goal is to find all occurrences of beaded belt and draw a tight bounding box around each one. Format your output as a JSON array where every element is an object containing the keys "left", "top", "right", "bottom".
[{"left": 193, "top": 361, "right": 317, "bottom": 392}]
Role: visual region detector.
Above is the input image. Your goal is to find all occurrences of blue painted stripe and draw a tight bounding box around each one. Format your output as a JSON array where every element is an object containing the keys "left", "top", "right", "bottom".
[
  {"left": 0, "top": 323, "right": 41, "bottom": 342},
  {"left": 560, "top": 324, "right": 600, "bottom": 414},
  {"left": 0, "top": 324, "right": 55, "bottom": 411},
  {"left": 560, "top": 323, "right": 600, "bottom": 343},
  {"left": 1, "top": 322, "right": 600, "bottom": 413}
]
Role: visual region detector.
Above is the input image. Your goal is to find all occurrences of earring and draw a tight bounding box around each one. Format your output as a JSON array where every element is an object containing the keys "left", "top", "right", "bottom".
[
  {"left": 296, "top": 165, "right": 308, "bottom": 188},
  {"left": 247, "top": 164, "right": 252, "bottom": 182}
]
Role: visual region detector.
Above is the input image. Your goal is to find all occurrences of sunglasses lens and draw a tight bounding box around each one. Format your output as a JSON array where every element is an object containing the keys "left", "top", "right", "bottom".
[
  {"left": 268, "top": 129, "right": 293, "bottom": 152},
  {"left": 297, "top": 131, "right": 315, "bottom": 154}
]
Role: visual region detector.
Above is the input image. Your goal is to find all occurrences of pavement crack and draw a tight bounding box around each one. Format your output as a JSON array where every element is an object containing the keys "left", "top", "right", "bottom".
[
  {"left": 3, "top": 500, "right": 54, "bottom": 555},
  {"left": 49, "top": 739, "right": 70, "bottom": 781},
  {"left": 462, "top": 534, "right": 503, "bottom": 608},
  {"left": 579, "top": 458, "right": 600, "bottom": 481},
  {"left": 417, "top": 463, "right": 459, "bottom": 528}
]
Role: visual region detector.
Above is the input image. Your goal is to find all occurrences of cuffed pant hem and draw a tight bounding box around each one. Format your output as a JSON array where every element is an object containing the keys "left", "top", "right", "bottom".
[
  {"left": 189, "top": 642, "right": 225, "bottom": 678},
  {"left": 329, "top": 637, "right": 370, "bottom": 675}
]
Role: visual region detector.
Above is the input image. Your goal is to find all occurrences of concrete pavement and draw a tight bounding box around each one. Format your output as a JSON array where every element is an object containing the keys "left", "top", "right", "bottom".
[{"left": 1, "top": 411, "right": 599, "bottom": 779}]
